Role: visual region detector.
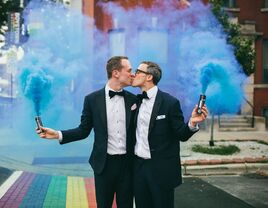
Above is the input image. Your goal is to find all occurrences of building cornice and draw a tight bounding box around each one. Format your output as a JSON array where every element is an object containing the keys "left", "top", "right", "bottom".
[
  {"left": 240, "top": 21, "right": 263, "bottom": 37},
  {"left": 223, "top": 7, "right": 240, "bottom": 12},
  {"left": 260, "top": 8, "right": 268, "bottom": 12},
  {"left": 254, "top": 84, "right": 268, "bottom": 89}
]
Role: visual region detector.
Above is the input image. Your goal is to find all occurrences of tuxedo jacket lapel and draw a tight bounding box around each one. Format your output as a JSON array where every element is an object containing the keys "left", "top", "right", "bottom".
[
  {"left": 134, "top": 98, "right": 142, "bottom": 128},
  {"left": 149, "top": 90, "right": 163, "bottom": 134},
  {"left": 96, "top": 88, "right": 108, "bottom": 133}
]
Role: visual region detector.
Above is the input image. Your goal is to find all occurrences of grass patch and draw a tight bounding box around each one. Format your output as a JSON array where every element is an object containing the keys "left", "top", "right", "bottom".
[
  {"left": 192, "top": 144, "right": 240, "bottom": 155},
  {"left": 256, "top": 140, "right": 268, "bottom": 145}
]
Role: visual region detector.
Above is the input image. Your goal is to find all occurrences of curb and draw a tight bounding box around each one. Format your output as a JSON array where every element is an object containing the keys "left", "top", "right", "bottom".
[
  {"left": 181, "top": 157, "right": 268, "bottom": 166},
  {"left": 181, "top": 157, "right": 268, "bottom": 176},
  {"left": 181, "top": 162, "right": 268, "bottom": 176}
]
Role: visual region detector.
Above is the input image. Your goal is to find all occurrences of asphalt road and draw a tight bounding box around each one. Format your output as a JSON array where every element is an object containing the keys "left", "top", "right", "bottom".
[{"left": 175, "top": 174, "right": 268, "bottom": 208}]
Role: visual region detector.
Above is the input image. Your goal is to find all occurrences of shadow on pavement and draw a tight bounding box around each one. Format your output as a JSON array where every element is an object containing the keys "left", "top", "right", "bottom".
[
  {"left": 175, "top": 177, "right": 254, "bottom": 208},
  {"left": 0, "top": 167, "right": 13, "bottom": 186}
]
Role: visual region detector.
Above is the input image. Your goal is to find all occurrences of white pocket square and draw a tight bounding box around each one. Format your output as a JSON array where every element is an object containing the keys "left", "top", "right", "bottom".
[
  {"left": 156, "top": 115, "right": 166, "bottom": 120},
  {"left": 131, "top": 103, "right": 137, "bottom": 111}
]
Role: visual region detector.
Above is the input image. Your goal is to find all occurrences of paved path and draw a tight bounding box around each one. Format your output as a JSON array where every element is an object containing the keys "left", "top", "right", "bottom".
[
  {"left": 1, "top": 171, "right": 267, "bottom": 208},
  {"left": 0, "top": 171, "right": 117, "bottom": 208},
  {"left": 190, "top": 130, "right": 268, "bottom": 141}
]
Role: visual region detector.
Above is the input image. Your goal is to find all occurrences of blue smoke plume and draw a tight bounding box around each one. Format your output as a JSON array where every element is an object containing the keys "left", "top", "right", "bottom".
[
  {"left": 0, "top": 0, "right": 248, "bottom": 169},
  {"left": 18, "top": 1, "right": 95, "bottom": 119},
  {"left": 200, "top": 62, "right": 244, "bottom": 114},
  {"left": 20, "top": 68, "right": 52, "bottom": 116}
]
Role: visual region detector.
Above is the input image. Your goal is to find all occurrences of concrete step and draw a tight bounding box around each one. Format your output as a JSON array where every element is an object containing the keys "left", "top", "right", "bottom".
[
  {"left": 220, "top": 119, "right": 251, "bottom": 123},
  {"left": 219, "top": 123, "right": 253, "bottom": 127},
  {"left": 218, "top": 127, "right": 257, "bottom": 131},
  {"left": 219, "top": 115, "right": 254, "bottom": 131}
]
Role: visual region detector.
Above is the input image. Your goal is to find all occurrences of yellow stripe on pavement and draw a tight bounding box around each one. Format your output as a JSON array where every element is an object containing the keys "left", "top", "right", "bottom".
[{"left": 66, "top": 176, "right": 89, "bottom": 208}]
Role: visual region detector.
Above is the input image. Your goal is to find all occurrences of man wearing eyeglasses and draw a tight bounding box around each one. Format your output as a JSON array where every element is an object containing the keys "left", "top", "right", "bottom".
[
  {"left": 36, "top": 56, "right": 137, "bottom": 208},
  {"left": 132, "top": 61, "right": 208, "bottom": 208}
]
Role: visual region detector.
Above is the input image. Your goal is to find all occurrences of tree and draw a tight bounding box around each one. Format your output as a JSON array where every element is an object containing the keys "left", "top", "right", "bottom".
[
  {"left": 209, "top": 0, "right": 256, "bottom": 76},
  {"left": 0, "top": 0, "right": 21, "bottom": 35}
]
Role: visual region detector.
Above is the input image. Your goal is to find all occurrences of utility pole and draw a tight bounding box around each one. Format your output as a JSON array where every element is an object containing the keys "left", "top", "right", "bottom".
[{"left": 209, "top": 113, "right": 215, "bottom": 146}]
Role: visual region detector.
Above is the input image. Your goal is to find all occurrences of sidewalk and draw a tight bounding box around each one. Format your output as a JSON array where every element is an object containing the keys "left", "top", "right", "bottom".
[
  {"left": 190, "top": 130, "right": 268, "bottom": 142},
  {"left": 180, "top": 130, "right": 268, "bottom": 176},
  {"left": 0, "top": 130, "right": 267, "bottom": 176}
]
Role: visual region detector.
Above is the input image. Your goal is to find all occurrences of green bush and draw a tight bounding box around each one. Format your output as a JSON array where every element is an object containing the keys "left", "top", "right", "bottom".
[
  {"left": 209, "top": 0, "right": 256, "bottom": 76},
  {"left": 192, "top": 144, "right": 240, "bottom": 155},
  {"left": 256, "top": 140, "right": 268, "bottom": 146}
]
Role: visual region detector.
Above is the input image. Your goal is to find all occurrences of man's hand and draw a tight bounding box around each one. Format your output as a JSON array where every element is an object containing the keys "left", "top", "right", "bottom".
[
  {"left": 190, "top": 105, "right": 208, "bottom": 127},
  {"left": 36, "top": 127, "right": 59, "bottom": 140}
]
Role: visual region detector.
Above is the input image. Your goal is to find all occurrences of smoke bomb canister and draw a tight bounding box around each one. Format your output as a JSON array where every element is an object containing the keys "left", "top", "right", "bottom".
[
  {"left": 35, "top": 116, "right": 44, "bottom": 132},
  {"left": 197, "top": 94, "right": 206, "bottom": 114}
]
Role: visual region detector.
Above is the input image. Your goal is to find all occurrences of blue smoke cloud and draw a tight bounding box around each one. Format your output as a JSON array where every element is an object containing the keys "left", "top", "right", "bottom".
[
  {"left": 18, "top": 1, "right": 95, "bottom": 118},
  {"left": 101, "top": 0, "right": 247, "bottom": 116},
  {"left": 200, "top": 62, "right": 244, "bottom": 114},
  {"left": 0, "top": 1, "right": 97, "bottom": 156},
  {"left": 20, "top": 68, "right": 52, "bottom": 115},
  {"left": 9, "top": 0, "right": 248, "bottom": 127},
  {"left": 0, "top": 0, "right": 248, "bottom": 167}
]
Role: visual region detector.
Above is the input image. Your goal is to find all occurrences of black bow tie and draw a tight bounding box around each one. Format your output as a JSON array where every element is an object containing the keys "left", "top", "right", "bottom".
[
  {"left": 109, "top": 90, "right": 125, "bottom": 98},
  {"left": 137, "top": 91, "right": 149, "bottom": 101}
]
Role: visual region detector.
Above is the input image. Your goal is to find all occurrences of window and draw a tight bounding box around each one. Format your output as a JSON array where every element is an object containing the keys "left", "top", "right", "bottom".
[
  {"left": 263, "top": 108, "right": 268, "bottom": 129},
  {"left": 263, "top": 40, "right": 268, "bottom": 83},
  {"left": 265, "top": 0, "right": 268, "bottom": 8},
  {"left": 108, "top": 29, "right": 126, "bottom": 57},
  {"left": 138, "top": 29, "right": 168, "bottom": 64},
  {"left": 223, "top": 0, "right": 237, "bottom": 8}
]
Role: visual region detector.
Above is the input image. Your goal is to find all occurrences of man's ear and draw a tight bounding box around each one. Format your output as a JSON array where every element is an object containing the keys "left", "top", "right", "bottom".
[
  {"left": 147, "top": 74, "right": 153, "bottom": 82},
  {"left": 112, "top": 69, "right": 120, "bottom": 78}
]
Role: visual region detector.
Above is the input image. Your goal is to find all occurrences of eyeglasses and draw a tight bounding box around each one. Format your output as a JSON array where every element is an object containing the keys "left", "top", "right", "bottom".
[{"left": 135, "top": 69, "right": 151, "bottom": 75}]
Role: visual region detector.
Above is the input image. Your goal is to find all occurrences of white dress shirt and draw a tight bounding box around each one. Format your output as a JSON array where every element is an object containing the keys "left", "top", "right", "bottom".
[
  {"left": 135, "top": 86, "right": 158, "bottom": 159},
  {"left": 105, "top": 84, "right": 127, "bottom": 155}
]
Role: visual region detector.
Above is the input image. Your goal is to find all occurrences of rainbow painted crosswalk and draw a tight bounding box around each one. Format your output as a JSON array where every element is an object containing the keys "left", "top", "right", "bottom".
[{"left": 0, "top": 171, "right": 117, "bottom": 208}]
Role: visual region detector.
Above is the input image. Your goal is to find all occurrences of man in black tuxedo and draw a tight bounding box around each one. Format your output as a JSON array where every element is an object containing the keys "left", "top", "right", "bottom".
[
  {"left": 132, "top": 61, "right": 208, "bottom": 208},
  {"left": 37, "top": 56, "right": 137, "bottom": 208}
]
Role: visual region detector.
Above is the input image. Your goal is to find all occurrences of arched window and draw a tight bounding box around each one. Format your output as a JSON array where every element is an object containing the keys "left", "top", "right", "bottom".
[
  {"left": 264, "top": 0, "right": 268, "bottom": 8},
  {"left": 223, "top": 0, "right": 237, "bottom": 8},
  {"left": 263, "top": 40, "right": 268, "bottom": 83}
]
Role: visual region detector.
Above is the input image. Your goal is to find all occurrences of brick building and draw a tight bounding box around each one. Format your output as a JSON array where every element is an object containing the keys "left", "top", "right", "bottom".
[
  {"left": 212, "top": 0, "right": 268, "bottom": 127},
  {"left": 82, "top": 0, "right": 268, "bottom": 127}
]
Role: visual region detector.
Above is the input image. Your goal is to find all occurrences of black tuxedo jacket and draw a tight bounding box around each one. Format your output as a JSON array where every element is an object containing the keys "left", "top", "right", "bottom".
[
  {"left": 135, "top": 90, "right": 198, "bottom": 189},
  {"left": 60, "top": 88, "right": 137, "bottom": 174}
]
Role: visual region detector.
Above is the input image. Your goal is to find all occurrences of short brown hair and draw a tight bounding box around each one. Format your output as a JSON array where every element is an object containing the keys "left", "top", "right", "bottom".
[
  {"left": 106, "top": 56, "right": 129, "bottom": 79},
  {"left": 141, "top": 61, "right": 162, "bottom": 85}
]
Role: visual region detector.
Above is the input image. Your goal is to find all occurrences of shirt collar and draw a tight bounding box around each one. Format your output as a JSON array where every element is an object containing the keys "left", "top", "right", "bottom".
[
  {"left": 146, "top": 86, "right": 158, "bottom": 99},
  {"left": 105, "top": 83, "right": 123, "bottom": 96}
]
